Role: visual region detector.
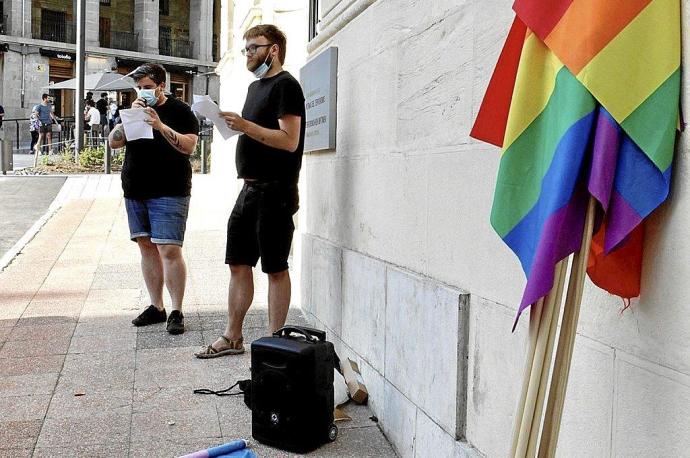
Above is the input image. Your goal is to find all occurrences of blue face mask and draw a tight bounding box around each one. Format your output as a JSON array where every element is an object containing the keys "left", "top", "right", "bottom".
[
  {"left": 138, "top": 88, "right": 158, "bottom": 107},
  {"left": 252, "top": 51, "right": 274, "bottom": 79}
]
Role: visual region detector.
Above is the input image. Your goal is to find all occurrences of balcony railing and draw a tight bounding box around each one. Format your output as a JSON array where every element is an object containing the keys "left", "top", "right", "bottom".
[
  {"left": 159, "top": 37, "right": 193, "bottom": 59},
  {"left": 33, "top": 18, "right": 76, "bottom": 44},
  {"left": 111, "top": 31, "right": 139, "bottom": 52}
]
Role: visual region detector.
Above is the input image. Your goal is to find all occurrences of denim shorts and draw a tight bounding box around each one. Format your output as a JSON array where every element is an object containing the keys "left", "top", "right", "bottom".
[{"left": 125, "top": 196, "right": 191, "bottom": 246}]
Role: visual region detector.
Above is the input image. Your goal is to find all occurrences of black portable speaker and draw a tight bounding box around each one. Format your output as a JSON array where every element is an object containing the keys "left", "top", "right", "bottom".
[{"left": 250, "top": 325, "right": 338, "bottom": 453}]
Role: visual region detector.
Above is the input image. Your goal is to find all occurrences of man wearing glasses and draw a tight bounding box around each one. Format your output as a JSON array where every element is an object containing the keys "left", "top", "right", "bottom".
[{"left": 196, "top": 24, "right": 306, "bottom": 358}]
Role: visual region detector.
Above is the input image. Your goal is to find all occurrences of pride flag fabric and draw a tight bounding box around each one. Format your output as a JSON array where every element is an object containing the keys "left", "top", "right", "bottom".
[{"left": 471, "top": 0, "right": 681, "bottom": 328}]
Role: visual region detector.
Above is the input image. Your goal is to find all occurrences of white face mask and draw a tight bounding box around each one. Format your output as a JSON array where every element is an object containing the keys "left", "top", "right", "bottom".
[{"left": 252, "top": 49, "right": 274, "bottom": 79}]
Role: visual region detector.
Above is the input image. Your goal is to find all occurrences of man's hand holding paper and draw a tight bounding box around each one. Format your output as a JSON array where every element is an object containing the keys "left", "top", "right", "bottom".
[
  {"left": 119, "top": 108, "right": 154, "bottom": 141},
  {"left": 191, "top": 95, "right": 240, "bottom": 140}
]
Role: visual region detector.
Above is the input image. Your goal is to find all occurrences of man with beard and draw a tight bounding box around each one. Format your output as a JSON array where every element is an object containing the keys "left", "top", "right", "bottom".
[{"left": 196, "top": 24, "right": 306, "bottom": 358}]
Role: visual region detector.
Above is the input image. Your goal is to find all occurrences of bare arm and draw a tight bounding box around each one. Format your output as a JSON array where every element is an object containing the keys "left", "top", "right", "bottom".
[
  {"left": 108, "top": 123, "right": 127, "bottom": 149},
  {"left": 222, "top": 112, "right": 302, "bottom": 152},
  {"left": 159, "top": 124, "right": 198, "bottom": 156}
]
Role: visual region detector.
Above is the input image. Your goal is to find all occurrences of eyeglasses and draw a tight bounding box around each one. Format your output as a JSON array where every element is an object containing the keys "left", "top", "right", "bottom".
[{"left": 241, "top": 44, "right": 273, "bottom": 56}]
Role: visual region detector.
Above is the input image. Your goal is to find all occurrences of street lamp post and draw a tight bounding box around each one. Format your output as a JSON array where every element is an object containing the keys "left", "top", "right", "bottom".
[{"left": 74, "top": 0, "right": 86, "bottom": 159}]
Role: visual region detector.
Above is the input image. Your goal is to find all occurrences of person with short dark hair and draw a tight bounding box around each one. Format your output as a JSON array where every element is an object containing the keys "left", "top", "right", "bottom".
[
  {"left": 96, "top": 92, "right": 109, "bottom": 129},
  {"left": 32, "top": 93, "right": 57, "bottom": 155},
  {"left": 85, "top": 99, "right": 101, "bottom": 146},
  {"left": 195, "top": 24, "right": 305, "bottom": 358},
  {"left": 108, "top": 63, "right": 199, "bottom": 335}
]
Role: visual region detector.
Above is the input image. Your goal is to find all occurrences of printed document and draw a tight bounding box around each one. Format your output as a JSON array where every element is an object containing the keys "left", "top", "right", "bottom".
[
  {"left": 192, "top": 95, "right": 240, "bottom": 140},
  {"left": 119, "top": 108, "right": 154, "bottom": 141}
]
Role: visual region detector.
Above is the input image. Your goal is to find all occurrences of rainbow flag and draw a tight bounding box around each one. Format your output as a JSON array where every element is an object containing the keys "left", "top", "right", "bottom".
[{"left": 471, "top": 0, "right": 681, "bottom": 328}]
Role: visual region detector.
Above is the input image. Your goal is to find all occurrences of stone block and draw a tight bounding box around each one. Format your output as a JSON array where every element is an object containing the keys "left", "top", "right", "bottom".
[
  {"left": 465, "top": 295, "right": 526, "bottom": 458},
  {"left": 380, "top": 381, "right": 416, "bottom": 458},
  {"left": 612, "top": 353, "right": 690, "bottom": 457},
  {"left": 300, "top": 233, "right": 314, "bottom": 315},
  {"left": 341, "top": 249, "right": 386, "bottom": 372},
  {"left": 556, "top": 337, "right": 614, "bottom": 458},
  {"left": 385, "top": 267, "right": 466, "bottom": 435},
  {"left": 311, "top": 237, "right": 343, "bottom": 335},
  {"left": 415, "top": 409, "right": 482, "bottom": 458}
]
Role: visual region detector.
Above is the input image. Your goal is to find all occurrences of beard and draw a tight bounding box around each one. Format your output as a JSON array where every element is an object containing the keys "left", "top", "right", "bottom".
[{"left": 247, "top": 50, "right": 270, "bottom": 72}]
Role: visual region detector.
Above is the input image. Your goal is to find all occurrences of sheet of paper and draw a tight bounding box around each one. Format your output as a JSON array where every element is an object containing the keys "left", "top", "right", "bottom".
[
  {"left": 119, "top": 108, "right": 153, "bottom": 141},
  {"left": 192, "top": 95, "right": 240, "bottom": 140}
]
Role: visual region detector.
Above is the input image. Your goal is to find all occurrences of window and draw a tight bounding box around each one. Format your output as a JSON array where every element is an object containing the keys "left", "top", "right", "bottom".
[
  {"left": 159, "top": 0, "right": 169, "bottom": 16},
  {"left": 100, "top": 0, "right": 111, "bottom": 6},
  {"left": 308, "top": 0, "right": 319, "bottom": 40}
]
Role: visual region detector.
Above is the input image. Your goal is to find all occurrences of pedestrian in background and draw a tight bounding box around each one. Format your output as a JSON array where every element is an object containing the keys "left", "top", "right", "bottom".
[
  {"left": 33, "top": 94, "right": 58, "bottom": 156},
  {"left": 84, "top": 99, "right": 101, "bottom": 147},
  {"left": 29, "top": 111, "right": 39, "bottom": 153}
]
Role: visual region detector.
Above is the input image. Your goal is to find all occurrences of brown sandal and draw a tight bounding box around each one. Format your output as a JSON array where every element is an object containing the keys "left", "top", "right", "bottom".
[{"left": 194, "top": 336, "right": 245, "bottom": 358}]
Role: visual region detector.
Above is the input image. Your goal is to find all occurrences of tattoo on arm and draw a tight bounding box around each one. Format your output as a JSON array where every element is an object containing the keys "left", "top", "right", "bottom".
[
  {"left": 112, "top": 128, "right": 124, "bottom": 142},
  {"left": 163, "top": 127, "right": 187, "bottom": 154}
]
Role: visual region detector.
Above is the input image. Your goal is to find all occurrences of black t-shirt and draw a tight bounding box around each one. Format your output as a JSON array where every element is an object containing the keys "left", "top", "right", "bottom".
[
  {"left": 121, "top": 97, "right": 199, "bottom": 199},
  {"left": 236, "top": 71, "right": 306, "bottom": 184},
  {"left": 96, "top": 98, "right": 108, "bottom": 116}
]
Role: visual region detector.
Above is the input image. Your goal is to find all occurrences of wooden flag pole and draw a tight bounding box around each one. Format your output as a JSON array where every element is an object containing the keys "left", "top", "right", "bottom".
[
  {"left": 512, "top": 259, "right": 568, "bottom": 458},
  {"left": 510, "top": 297, "right": 544, "bottom": 456},
  {"left": 537, "top": 196, "right": 597, "bottom": 458},
  {"left": 526, "top": 260, "right": 568, "bottom": 457}
]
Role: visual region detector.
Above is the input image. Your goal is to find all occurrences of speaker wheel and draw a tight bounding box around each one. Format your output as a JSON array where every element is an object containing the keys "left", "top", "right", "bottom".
[{"left": 328, "top": 424, "right": 338, "bottom": 442}]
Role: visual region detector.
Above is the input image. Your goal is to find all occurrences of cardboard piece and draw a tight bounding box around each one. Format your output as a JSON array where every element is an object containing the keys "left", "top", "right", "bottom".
[{"left": 340, "top": 358, "right": 368, "bottom": 404}]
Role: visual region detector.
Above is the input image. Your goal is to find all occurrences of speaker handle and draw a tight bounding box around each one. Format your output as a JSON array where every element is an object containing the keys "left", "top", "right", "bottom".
[{"left": 274, "top": 325, "right": 326, "bottom": 342}]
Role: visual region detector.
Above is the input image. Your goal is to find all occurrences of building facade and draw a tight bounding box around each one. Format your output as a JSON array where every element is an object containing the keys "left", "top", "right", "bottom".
[
  {"left": 299, "top": 1, "right": 690, "bottom": 458},
  {"left": 0, "top": 0, "right": 221, "bottom": 148}
]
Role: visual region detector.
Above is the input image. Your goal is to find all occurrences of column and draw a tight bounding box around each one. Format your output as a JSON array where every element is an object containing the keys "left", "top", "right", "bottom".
[
  {"left": 85, "top": 0, "right": 100, "bottom": 47},
  {"left": 189, "top": 0, "right": 213, "bottom": 61},
  {"left": 8, "top": 0, "right": 31, "bottom": 37},
  {"left": 134, "top": 0, "right": 159, "bottom": 54}
]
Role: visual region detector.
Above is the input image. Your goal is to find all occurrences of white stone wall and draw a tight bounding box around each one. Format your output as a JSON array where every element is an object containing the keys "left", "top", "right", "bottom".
[{"left": 301, "top": 0, "right": 690, "bottom": 456}]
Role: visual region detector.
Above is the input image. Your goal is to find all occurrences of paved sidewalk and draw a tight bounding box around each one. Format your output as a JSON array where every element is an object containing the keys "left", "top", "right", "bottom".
[{"left": 0, "top": 174, "right": 395, "bottom": 458}]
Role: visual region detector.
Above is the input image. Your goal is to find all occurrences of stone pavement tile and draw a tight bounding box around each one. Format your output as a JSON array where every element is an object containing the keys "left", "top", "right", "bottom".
[
  {"left": 0, "top": 318, "right": 17, "bottom": 328},
  {"left": 0, "top": 355, "right": 65, "bottom": 377},
  {"left": 30, "top": 289, "right": 88, "bottom": 305},
  {"left": 35, "top": 412, "right": 131, "bottom": 448},
  {"left": 56, "top": 352, "right": 135, "bottom": 391},
  {"left": 47, "top": 388, "right": 132, "bottom": 418},
  {"left": 132, "top": 386, "right": 215, "bottom": 413},
  {"left": 20, "top": 300, "right": 82, "bottom": 320},
  {"left": 0, "top": 336, "right": 71, "bottom": 358},
  {"left": 337, "top": 403, "right": 382, "bottom": 430},
  {"left": 0, "top": 419, "right": 42, "bottom": 450},
  {"left": 216, "top": 397, "right": 252, "bottom": 438},
  {"left": 0, "top": 373, "right": 59, "bottom": 397},
  {"left": 0, "top": 448, "right": 32, "bottom": 458},
  {"left": 93, "top": 263, "right": 139, "bottom": 274},
  {"left": 0, "top": 303, "right": 26, "bottom": 323},
  {"left": 16, "top": 315, "right": 78, "bottom": 327},
  {"left": 84, "top": 287, "right": 141, "bottom": 305},
  {"left": 32, "top": 443, "right": 129, "bottom": 458},
  {"left": 130, "top": 407, "right": 222, "bottom": 444},
  {"left": 68, "top": 332, "right": 137, "bottom": 354},
  {"left": 7, "top": 323, "right": 75, "bottom": 341},
  {"left": 0, "top": 327, "right": 10, "bottom": 344},
  {"left": 134, "top": 347, "right": 249, "bottom": 390},
  {"left": 136, "top": 330, "right": 204, "bottom": 350},
  {"left": 128, "top": 439, "right": 217, "bottom": 458},
  {"left": 0, "top": 395, "right": 51, "bottom": 421},
  {"left": 91, "top": 271, "right": 142, "bottom": 290},
  {"left": 73, "top": 316, "right": 138, "bottom": 335}
]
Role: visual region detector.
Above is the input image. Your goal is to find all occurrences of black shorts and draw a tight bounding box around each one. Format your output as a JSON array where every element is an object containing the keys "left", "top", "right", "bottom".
[{"left": 226, "top": 181, "right": 299, "bottom": 273}]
